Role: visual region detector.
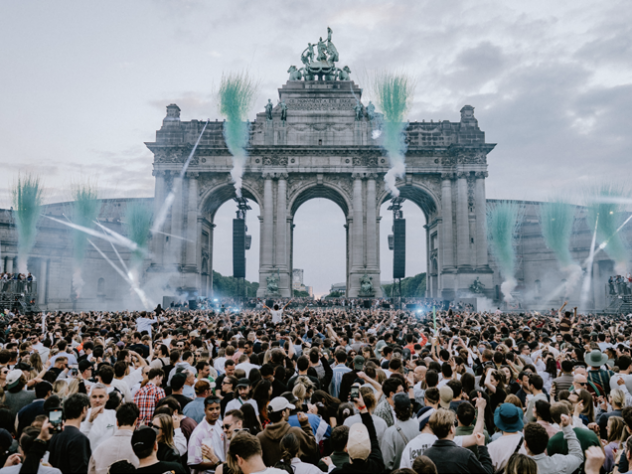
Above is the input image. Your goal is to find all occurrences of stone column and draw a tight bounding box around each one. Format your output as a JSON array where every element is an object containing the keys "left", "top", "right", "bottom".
[
  {"left": 185, "top": 174, "right": 199, "bottom": 268},
  {"left": 38, "top": 258, "right": 47, "bottom": 306},
  {"left": 5, "top": 257, "right": 13, "bottom": 273},
  {"left": 366, "top": 177, "right": 378, "bottom": 268},
  {"left": 349, "top": 175, "right": 364, "bottom": 296},
  {"left": 151, "top": 170, "right": 166, "bottom": 265},
  {"left": 441, "top": 174, "right": 455, "bottom": 269},
  {"left": 275, "top": 175, "right": 289, "bottom": 296},
  {"left": 208, "top": 224, "right": 215, "bottom": 297},
  {"left": 258, "top": 174, "right": 274, "bottom": 296},
  {"left": 456, "top": 172, "right": 470, "bottom": 267},
  {"left": 475, "top": 172, "right": 489, "bottom": 267},
  {"left": 169, "top": 177, "right": 184, "bottom": 266},
  {"left": 365, "top": 175, "right": 381, "bottom": 296}
]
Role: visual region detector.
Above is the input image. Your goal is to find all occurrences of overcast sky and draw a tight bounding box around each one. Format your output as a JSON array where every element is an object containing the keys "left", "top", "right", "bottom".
[{"left": 1, "top": 1, "right": 630, "bottom": 296}]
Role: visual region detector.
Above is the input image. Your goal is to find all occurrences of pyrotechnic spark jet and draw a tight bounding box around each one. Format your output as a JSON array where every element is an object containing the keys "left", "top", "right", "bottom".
[
  {"left": 580, "top": 214, "right": 599, "bottom": 312},
  {"left": 88, "top": 239, "right": 152, "bottom": 310},
  {"left": 151, "top": 120, "right": 210, "bottom": 236},
  {"left": 46, "top": 216, "right": 140, "bottom": 252},
  {"left": 153, "top": 230, "right": 193, "bottom": 242}
]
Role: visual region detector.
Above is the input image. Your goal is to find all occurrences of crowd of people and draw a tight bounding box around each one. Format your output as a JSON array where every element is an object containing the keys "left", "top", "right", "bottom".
[
  {"left": 0, "top": 274, "right": 35, "bottom": 294},
  {"left": 609, "top": 276, "right": 632, "bottom": 296},
  {"left": 0, "top": 301, "right": 627, "bottom": 473}
]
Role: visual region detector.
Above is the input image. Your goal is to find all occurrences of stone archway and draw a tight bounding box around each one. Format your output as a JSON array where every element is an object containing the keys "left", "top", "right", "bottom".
[{"left": 146, "top": 63, "right": 495, "bottom": 300}]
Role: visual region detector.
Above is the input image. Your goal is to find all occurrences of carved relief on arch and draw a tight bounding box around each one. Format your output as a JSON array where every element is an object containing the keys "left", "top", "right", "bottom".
[{"left": 458, "top": 151, "right": 486, "bottom": 164}]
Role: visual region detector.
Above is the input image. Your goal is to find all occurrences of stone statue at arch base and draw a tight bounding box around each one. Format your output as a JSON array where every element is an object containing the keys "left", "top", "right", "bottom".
[
  {"left": 358, "top": 274, "right": 375, "bottom": 297},
  {"left": 266, "top": 273, "right": 281, "bottom": 297}
]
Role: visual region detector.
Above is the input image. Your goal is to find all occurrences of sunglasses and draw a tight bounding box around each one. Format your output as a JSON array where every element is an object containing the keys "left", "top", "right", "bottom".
[{"left": 222, "top": 422, "right": 234, "bottom": 430}]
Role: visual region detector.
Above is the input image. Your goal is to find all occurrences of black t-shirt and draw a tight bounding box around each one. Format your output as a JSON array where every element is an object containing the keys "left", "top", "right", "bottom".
[
  {"left": 172, "top": 394, "right": 192, "bottom": 410},
  {"left": 135, "top": 460, "right": 186, "bottom": 474}
]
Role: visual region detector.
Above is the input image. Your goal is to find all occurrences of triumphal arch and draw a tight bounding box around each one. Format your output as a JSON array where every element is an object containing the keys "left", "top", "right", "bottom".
[{"left": 146, "top": 29, "right": 496, "bottom": 299}]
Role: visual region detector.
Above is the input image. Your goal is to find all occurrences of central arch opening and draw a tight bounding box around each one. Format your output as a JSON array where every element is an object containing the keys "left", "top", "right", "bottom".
[
  {"left": 379, "top": 184, "right": 438, "bottom": 298},
  {"left": 200, "top": 185, "right": 261, "bottom": 298},
  {"left": 290, "top": 183, "right": 350, "bottom": 298},
  {"left": 292, "top": 199, "right": 347, "bottom": 298}
]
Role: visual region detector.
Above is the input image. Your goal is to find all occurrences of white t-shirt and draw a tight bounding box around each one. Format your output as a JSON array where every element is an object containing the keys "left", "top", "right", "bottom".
[
  {"left": 270, "top": 310, "right": 283, "bottom": 324},
  {"left": 487, "top": 432, "right": 527, "bottom": 472},
  {"left": 399, "top": 433, "right": 463, "bottom": 469},
  {"left": 343, "top": 414, "right": 388, "bottom": 443},
  {"left": 225, "top": 397, "right": 259, "bottom": 415}
]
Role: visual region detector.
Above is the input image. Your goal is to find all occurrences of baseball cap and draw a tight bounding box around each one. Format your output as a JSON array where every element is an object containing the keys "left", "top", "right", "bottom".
[
  {"left": 236, "top": 378, "right": 251, "bottom": 388},
  {"left": 6, "top": 370, "right": 23, "bottom": 390},
  {"left": 131, "top": 427, "right": 157, "bottom": 456},
  {"left": 353, "top": 356, "right": 365, "bottom": 371},
  {"left": 393, "top": 393, "right": 411, "bottom": 412},
  {"left": 439, "top": 385, "right": 453, "bottom": 409},
  {"left": 268, "top": 396, "right": 295, "bottom": 413},
  {"left": 347, "top": 423, "right": 371, "bottom": 460}
]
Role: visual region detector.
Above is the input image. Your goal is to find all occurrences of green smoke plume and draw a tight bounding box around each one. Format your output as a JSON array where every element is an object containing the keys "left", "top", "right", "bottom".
[
  {"left": 487, "top": 201, "right": 522, "bottom": 300},
  {"left": 374, "top": 73, "right": 413, "bottom": 197},
  {"left": 587, "top": 185, "right": 629, "bottom": 266},
  {"left": 219, "top": 73, "right": 256, "bottom": 197},
  {"left": 124, "top": 201, "right": 153, "bottom": 264},
  {"left": 12, "top": 174, "right": 43, "bottom": 273},
  {"left": 72, "top": 185, "right": 101, "bottom": 265},
  {"left": 540, "top": 201, "right": 576, "bottom": 267}
]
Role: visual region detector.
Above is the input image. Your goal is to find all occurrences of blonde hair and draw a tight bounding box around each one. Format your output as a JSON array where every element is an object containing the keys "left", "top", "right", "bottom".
[
  {"left": 428, "top": 408, "right": 456, "bottom": 439},
  {"left": 360, "top": 387, "right": 376, "bottom": 412},
  {"left": 154, "top": 413, "right": 175, "bottom": 448},
  {"left": 292, "top": 376, "right": 314, "bottom": 405},
  {"left": 607, "top": 416, "right": 626, "bottom": 445},
  {"left": 53, "top": 380, "right": 68, "bottom": 399},
  {"left": 504, "top": 394, "right": 524, "bottom": 409},
  {"left": 506, "top": 453, "right": 537, "bottom": 474},
  {"left": 66, "top": 379, "right": 81, "bottom": 397},
  {"left": 611, "top": 389, "right": 626, "bottom": 408}
]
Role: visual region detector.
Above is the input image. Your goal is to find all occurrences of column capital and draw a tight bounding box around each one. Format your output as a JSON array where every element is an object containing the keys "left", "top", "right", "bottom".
[
  {"left": 152, "top": 170, "right": 166, "bottom": 177},
  {"left": 185, "top": 172, "right": 199, "bottom": 179},
  {"left": 441, "top": 172, "right": 455, "bottom": 181},
  {"left": 262, "top": 171, "right": 274, "bottom": 179},
  {"left": 474, "top": 171, "right": 489, "bottom": 179},
  {"left": 276, "top": 172, "right": 289, "bottom": 180},
  {"left": 456, "top": 171, "right": 468, "bottom": 179},
  {"left": 352, "top": 172, "right": 364, "bottom": 180}
]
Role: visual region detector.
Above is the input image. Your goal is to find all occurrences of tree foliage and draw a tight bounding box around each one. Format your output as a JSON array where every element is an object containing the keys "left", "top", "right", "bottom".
[
  {"left": 382, "top": 273, "right": 426, "bottom": 297},
  {"left": 212, "top": 271, "right": 259, "bottom": 297}
]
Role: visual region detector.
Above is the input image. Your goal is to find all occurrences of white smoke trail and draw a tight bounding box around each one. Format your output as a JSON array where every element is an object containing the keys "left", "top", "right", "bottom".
[
  {"left": 230, "top": 154, "right": 247, "bottom": 198},
  {"left": 151, "top": 120, "right": 209, "bottom": 236},
  {"left": 72, "top": 267, "right": 84, "bottom": 299},
  {"left": 384, "top": 160, "right": 406, "bottom": 199},
  {"left": 501, "top": 277, "right": 517, "bottom": 302}
]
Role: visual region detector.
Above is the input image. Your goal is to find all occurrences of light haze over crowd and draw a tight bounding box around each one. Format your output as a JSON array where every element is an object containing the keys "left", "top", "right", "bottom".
[{"left": 1, "top": 0, "right": 630, "bottom": 296}]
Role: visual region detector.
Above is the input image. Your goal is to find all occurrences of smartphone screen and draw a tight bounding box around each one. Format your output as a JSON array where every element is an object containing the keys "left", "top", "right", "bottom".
[
  {"left": 49, "top": 409, "right": 63, "bottom": 431},
  {"left": 350, "top": 386, "right": 359, "bottom": 401}
]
